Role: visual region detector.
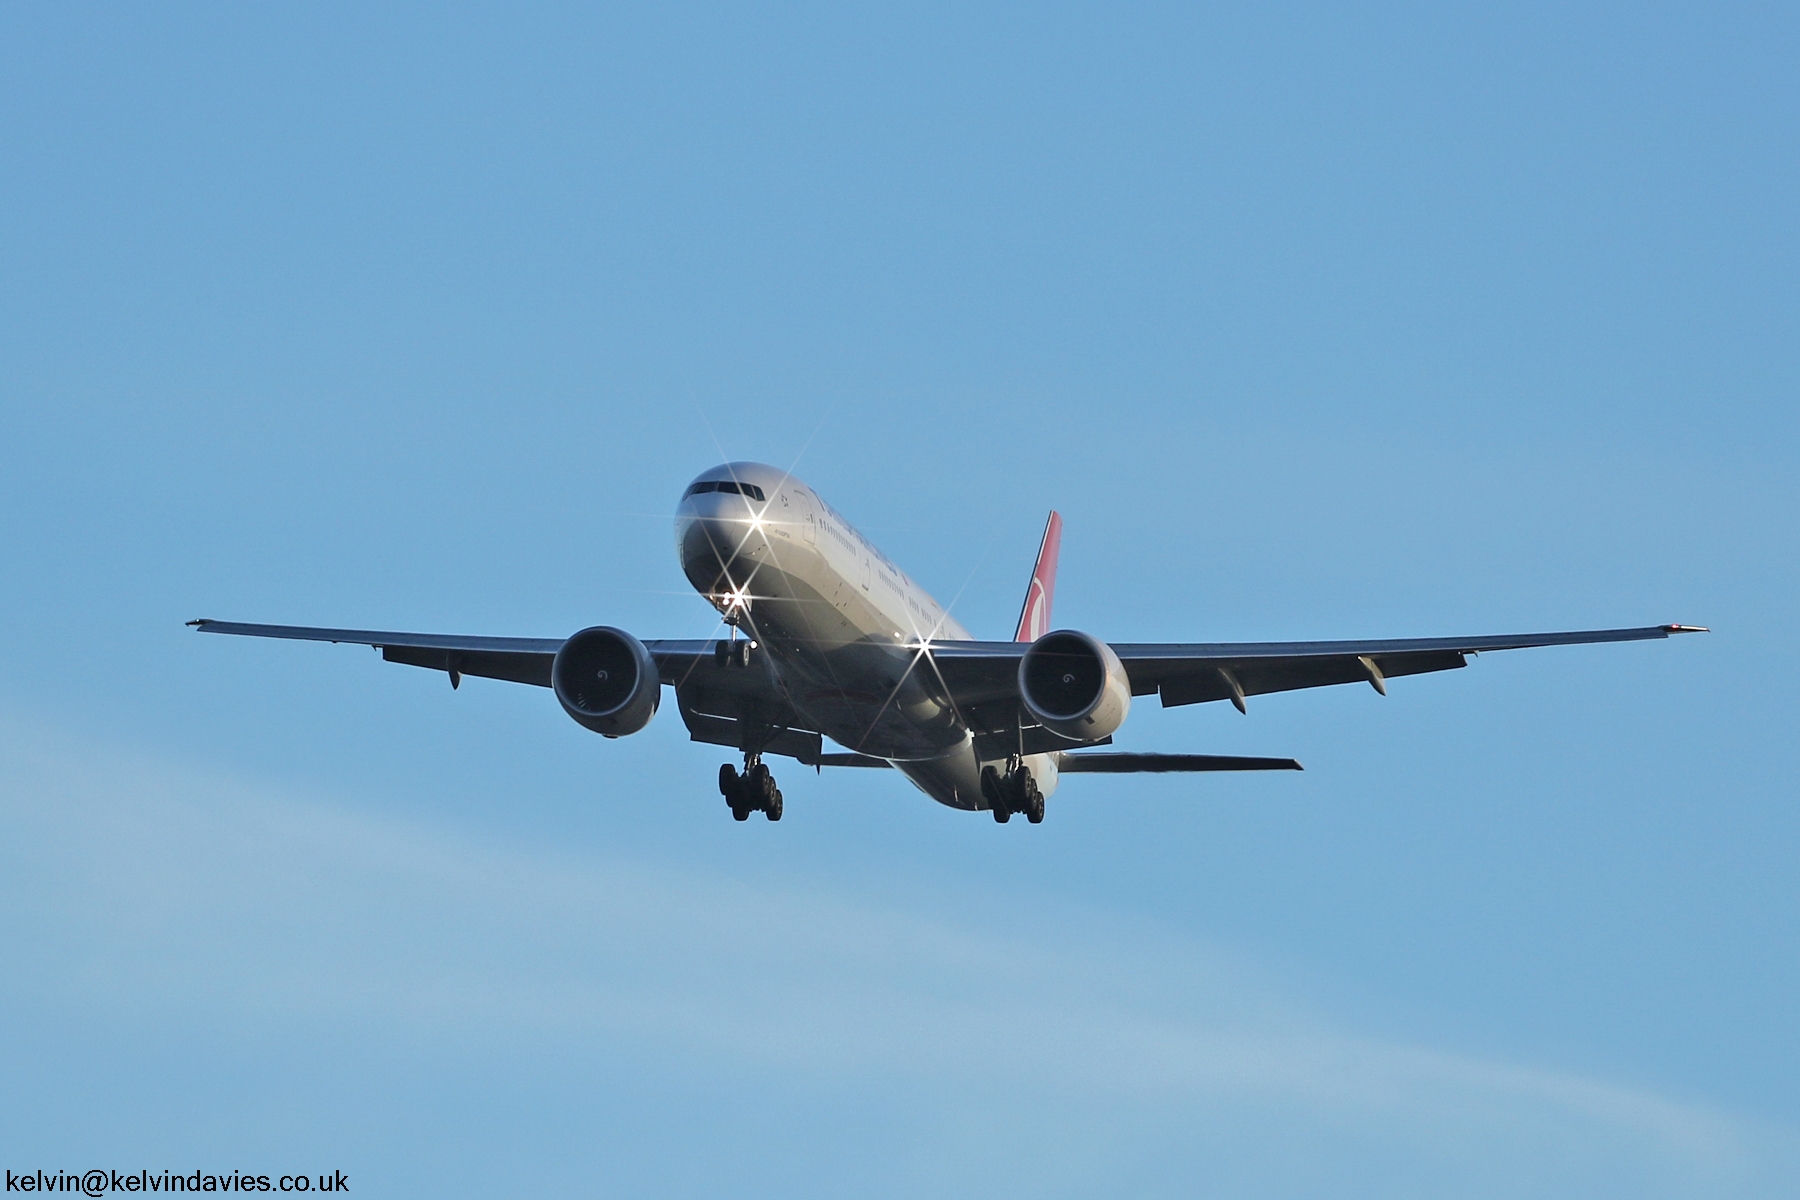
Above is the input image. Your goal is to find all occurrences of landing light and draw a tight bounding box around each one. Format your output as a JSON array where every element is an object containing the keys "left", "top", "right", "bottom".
[{"left": 715, "top": 586, "right": 753, "bottom": 616}]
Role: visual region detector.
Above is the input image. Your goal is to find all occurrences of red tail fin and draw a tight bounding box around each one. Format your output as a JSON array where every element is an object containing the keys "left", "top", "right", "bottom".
[{"left": 1014, "top": 511, "right": 1063, "bottom": 642}]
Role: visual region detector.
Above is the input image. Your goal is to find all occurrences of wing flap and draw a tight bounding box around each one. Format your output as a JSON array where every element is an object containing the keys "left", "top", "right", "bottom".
[
  {"left": 381, "top": 645, "right": 554, "bottom": 688},
  {"left": 679, "top": 707, "right": 824, "bottom": 761},
  {"left": 675, "top": 678, "right": 824, "bottom": 764},
  {"left": 1156, "top": 648, "right": 1467, "bottom": 707}
]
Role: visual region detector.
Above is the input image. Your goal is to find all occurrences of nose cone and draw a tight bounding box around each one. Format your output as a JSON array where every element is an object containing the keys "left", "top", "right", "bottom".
[
  {"left": 678, "top": 506, "right": 749, "bottom": 594},
  {"left": 674, "top": 461, "right": 793, "bottom": 596}
]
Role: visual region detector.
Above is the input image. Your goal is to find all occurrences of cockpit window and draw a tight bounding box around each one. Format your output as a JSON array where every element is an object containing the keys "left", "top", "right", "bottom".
[{"left": 683, "top": 480, "right": 765, "bottom": 501}]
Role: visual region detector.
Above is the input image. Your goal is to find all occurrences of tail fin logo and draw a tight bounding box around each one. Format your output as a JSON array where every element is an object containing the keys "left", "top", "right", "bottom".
[{"left": 1014, "top": 511, "right": 1063, "bottom": 643}]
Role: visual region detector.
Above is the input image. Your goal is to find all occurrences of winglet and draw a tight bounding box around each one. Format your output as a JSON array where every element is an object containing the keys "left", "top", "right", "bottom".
[
  {"left": 1014, "top": 511, "right": 1063, "bottom": 642},
  {"left": 1663, "top": 624, "right": 1709, "bottom": 634}
]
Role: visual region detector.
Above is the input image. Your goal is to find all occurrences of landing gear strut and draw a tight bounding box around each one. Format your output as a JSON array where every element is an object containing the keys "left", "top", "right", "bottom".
[
  {"left": 981, "top": 760, "right": 1045, "bottom": 825},
  {"left": 719, "top": 754, "right": 783, "bottom": 822}
]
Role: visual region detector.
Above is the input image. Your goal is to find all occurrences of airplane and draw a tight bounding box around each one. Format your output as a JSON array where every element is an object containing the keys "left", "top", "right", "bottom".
[{"left": 190, "top": 461, "right": 1706, "bottom": 824}]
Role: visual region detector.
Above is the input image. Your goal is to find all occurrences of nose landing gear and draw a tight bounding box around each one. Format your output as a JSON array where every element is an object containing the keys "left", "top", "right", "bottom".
[
  {"left": 719, "top": 755, "right": 783, "bottom": 822},
  {"left": 981, "top": 761, "right": 1045, "bottom": 825}
]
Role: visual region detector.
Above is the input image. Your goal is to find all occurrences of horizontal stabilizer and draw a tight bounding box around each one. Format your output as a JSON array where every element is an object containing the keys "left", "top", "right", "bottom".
[
  {"left": 806, "top": 753, "right": 893, "bottom": 769},
  {"left": 1057, "top": 752, "right": 1303, "bottom": 773}
]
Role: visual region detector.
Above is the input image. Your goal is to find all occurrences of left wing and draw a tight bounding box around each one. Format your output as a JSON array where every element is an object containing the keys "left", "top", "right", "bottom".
[{"left": 930, "top": 624, "right": 1706, "bottom": 712}]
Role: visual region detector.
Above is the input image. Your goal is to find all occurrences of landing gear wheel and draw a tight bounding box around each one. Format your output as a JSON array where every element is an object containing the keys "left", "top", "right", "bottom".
[
  {"left": 1017, "top": 770, "right": 1045, "bottom": 823},
  {"left": 981, "top": 765, "right": 1011, "bottom": 823},
  {"left": 993, "top": 764, "right": 1043, "bottom": 824},
  {"left": 740, "top": 762, "right": 782, "bottom": 821},
  {"left": 721, "top": 763, "right": 752, "bottom": 820}
]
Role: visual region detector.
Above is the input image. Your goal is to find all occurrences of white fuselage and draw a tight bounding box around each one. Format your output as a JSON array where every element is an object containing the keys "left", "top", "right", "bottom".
[{"left": 674, "top": 461, "right": 1057, "bottom": 809}]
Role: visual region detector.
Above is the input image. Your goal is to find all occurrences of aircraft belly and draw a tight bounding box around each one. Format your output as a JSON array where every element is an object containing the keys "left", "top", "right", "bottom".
[
  {"left": 765, "top": 638, "right": 967, "bottom": 760},
  {"left": 895, "top": 747, "right": 985, "bottom": 810},
  {"left": 893, "top": 746, "right": 1061, "bottom": 811}
]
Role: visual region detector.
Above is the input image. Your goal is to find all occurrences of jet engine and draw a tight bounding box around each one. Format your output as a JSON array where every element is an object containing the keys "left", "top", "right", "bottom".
[
  {"left": 1018, "top": 629, "right": 1131, "bottom": 741},
  {"left": 552, "top": 626, "right": 661, "bottom": 738}
]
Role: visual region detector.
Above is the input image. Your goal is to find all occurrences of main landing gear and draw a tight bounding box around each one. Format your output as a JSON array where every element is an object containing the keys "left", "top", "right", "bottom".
[
  {"left": 981, "top": 761, "right": 1045, "bottom": 824},
  {"left": 720, "top": 754, "right": 783, "bottom": 822}
]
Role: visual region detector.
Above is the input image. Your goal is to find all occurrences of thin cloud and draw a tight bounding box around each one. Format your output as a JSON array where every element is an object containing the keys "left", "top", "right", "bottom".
[{"left": 0, "top": 711, "right": 1788, "bottom": 1195}]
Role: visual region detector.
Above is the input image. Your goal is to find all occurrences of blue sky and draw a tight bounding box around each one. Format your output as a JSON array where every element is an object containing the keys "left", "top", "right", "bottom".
[{"left": 2, "top": 3, "right": 1795, "bottom": 1196}]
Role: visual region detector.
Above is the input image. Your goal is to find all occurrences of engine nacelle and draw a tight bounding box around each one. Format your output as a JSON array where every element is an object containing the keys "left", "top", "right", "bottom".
[
  {"left": 1018, "top": 629, "right": 1132, "bottom": 742},
  {"left": 552, "top": 626, "right": 661, "bottom": 738}
]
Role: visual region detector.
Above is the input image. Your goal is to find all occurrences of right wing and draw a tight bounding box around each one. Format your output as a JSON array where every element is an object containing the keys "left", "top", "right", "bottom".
[
  {"left": 187, "top": 618, "right": 713, "bottom": 689},
  {"left": 187, "top": 619, "right": 834, "bottom": 764}
]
